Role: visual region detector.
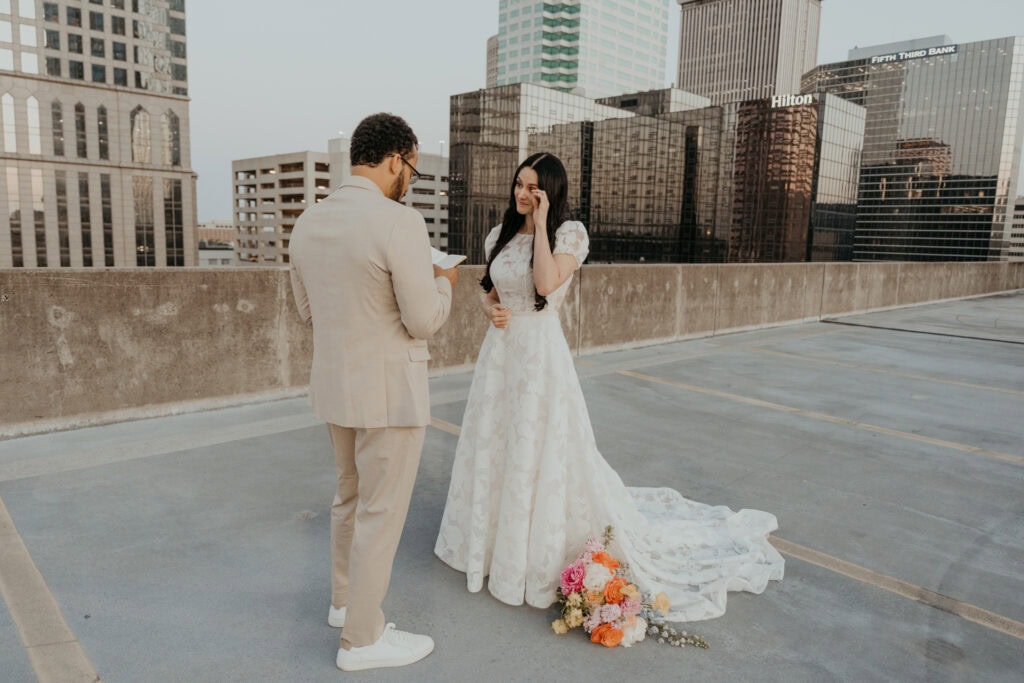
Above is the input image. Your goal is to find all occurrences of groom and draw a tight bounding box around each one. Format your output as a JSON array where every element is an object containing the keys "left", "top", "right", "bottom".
[{"left": 289, "top": 113, "right": 458, "bottom": 671}]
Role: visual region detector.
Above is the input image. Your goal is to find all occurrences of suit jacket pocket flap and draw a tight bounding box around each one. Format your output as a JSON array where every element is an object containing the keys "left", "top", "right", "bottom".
[{"left": 408, "top": 346, "right": 432, "bottom": 362}]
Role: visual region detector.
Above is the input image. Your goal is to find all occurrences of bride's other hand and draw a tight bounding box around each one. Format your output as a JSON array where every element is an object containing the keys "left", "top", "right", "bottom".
[{"left": 489, "top": 304, "right": 511, "bottom": 329}]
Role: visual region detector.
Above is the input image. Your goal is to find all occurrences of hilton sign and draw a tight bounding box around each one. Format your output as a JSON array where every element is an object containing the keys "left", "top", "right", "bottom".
[{"left": 771, "top": 94, "right": 815, "bottom": 108}]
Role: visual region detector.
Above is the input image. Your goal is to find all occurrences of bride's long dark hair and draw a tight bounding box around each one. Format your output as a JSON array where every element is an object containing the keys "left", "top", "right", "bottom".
[{"left": 480, "top": 152, "right": 570, "bottom": 311}]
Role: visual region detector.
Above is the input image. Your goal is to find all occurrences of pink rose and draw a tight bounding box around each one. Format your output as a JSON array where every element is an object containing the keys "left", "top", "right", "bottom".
[{"left": 560, "top": 560, "right": 586, "bottom": 595}]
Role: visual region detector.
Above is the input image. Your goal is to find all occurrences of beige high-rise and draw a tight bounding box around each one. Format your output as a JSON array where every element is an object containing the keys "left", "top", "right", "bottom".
[
  {"left": 676, "top": 0, "right": 820, "bottom": 105},
  {"left": 0, "top": 0, "right": 195, "bottom": 268},
  {"left": 232, "top": 151, "right": 331, "bottom": 265}
]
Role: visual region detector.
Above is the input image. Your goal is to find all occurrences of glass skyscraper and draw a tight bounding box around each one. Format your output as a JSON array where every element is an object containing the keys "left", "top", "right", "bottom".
[
  {"left": 492, "top": 0, "right": 670, "bottom": 99},
  {"left": 450, "top": 83, "right": 864, "bottom": 264},
  {"left": 730, "top": 93, "right": 865, "bottom": 262},
  {"left": 804, "top": 36, "right": 1024, "bottom": 261},
  {"left": 1, "top": 0, "right": 194, "bottom": 268},
  {"left": 448, "top": 83, "right": 630, "bottom": 263}
]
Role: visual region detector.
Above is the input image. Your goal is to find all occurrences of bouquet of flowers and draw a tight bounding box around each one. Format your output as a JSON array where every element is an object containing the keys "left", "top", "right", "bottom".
[{"left": 551, "top": 526, "right": 708, "bottom": 649}]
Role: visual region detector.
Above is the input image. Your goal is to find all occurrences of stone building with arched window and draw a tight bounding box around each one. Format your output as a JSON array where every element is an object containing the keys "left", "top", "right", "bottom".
[{"left": 0, "top": 0, "right": 194, "bottom": 268}]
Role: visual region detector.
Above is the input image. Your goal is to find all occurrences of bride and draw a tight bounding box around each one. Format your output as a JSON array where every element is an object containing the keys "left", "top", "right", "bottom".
[{"left": 434, "top": 152, "right": 784, "bottom": 622}]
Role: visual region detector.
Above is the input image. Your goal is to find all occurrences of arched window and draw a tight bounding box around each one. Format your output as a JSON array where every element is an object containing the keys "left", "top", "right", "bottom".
[
  {"left": 26, "top": 97, "right": 41, "bottom": 154},
  {"left": 74, "top": 103, "right": 87, "bottom": 158},
  {"left": 130, "top": 105, "right": 150, "bottom": 163},
  {"left": 97, "top": 106, "right": 109, "bottom": 160},
  {"left": 161, "top": 109, "right": 181, "bottom": 166},
  {"left": 1, "top": 93, "right": 16, "bottom": 152},
  {"left": 51, "top": 100, "right": 64, "bottom": 156}
]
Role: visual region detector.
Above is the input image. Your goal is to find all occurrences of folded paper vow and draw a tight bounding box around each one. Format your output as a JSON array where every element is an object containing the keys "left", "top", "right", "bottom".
[{"left": 431, "top": 248, "right": 467, "bottom": 269}]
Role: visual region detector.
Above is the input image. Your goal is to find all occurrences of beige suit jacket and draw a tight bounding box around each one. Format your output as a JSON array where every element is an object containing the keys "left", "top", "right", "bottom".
[{"left": 289, "top": 175, "right": 452, "bottom": 428}]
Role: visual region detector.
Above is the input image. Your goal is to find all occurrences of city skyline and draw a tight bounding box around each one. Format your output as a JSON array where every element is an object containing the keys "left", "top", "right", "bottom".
[{"left": 188, "top": 0, "right": 1024, "bottom": 222}]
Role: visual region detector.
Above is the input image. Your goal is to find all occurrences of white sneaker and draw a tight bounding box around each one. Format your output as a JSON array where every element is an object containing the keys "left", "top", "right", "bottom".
[
  {"left": 328, "top": 605, "right": 346, "bottom": 628},
  {"left": 336, "top": 623, "right": 434, "bottom": 671}
]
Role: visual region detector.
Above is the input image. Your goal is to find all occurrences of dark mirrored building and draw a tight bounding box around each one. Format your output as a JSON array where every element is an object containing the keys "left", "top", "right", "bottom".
[
  {"left": 1013, "top": 196, "right": 1024, "bottom": 259},
  {"left": 803, "top": 37, "right": 1024, "bottom": 261},
  {"left": 448, "top": 83, "right": 629, "bottom": 263},
  {"left": 451, "top": 84, "right": 864, "bottom": 264}
]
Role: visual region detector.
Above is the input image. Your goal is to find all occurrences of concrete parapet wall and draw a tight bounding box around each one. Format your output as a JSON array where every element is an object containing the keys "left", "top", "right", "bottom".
[{"left": 2, "top": 261, "right": 1021, "bottom": 436}]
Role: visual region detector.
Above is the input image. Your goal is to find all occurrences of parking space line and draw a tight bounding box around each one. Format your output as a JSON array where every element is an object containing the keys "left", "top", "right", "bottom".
[
  {"left": 750, "top": 348, "right": 1024, "bottom": 397},
  {"left": 0, "top": 497, "right": 101, "bottom": 682},
  {"left": 772, "top": 535, "right": 1024, "bottom": 640},
  {"left": 617, "top": 369, "right": 1024, "bottom": 466}
]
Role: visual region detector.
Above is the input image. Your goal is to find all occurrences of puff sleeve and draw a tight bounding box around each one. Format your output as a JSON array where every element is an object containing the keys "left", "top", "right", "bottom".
[{"left": 552, "top": 221, "right": 589, "bottom": 269}]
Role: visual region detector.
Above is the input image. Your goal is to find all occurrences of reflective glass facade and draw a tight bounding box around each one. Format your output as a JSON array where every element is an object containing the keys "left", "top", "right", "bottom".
[
  {"left": 804, "top": 37, "right": 1024, "bottom": 261},
  {"left": 729, "top": 94, "right": 863, "bottom": 262},
  {"left": 448, "top": 83, "right": 629, "bottom": 262},
  {"left": 451, "top": 84, "right": 863, "bottom": 263},
  {"left": 1012, "top": 196, "right": 1024, "bottom": 259}
]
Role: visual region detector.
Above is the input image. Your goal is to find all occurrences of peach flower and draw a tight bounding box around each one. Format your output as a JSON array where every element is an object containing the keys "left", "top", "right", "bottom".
[
  {"left": 604, "top": 577, "right": 628, "bottom": 605},
  {"left": 590, "top": 623, "right": 624, "bottom": 648},
  {"left": 591, "top": 551, "right": 620, "bottom": 571},
  {"left": 653, "top": 592, "right": 671, "bottom": 615}
]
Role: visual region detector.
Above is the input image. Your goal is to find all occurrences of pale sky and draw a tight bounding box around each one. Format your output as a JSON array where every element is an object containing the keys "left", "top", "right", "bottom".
[{"left": 188, "top": 1, "right": 1024, "bottom": 221}]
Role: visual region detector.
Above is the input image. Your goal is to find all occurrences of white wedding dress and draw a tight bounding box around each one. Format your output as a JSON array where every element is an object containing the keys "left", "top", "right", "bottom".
[{"left": 434, "top": 221, "right": 784, "bottom": 622}]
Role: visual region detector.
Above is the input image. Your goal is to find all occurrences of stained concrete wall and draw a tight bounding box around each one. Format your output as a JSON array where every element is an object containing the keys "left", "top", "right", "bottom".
[{"left": 2, "top": 261, "right": 1021, "bottom": 436}]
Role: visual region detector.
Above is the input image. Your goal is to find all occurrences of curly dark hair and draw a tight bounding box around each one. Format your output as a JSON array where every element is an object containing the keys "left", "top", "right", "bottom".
[{"left": 348, "top": 113, "right": 419, "bottom": 167}]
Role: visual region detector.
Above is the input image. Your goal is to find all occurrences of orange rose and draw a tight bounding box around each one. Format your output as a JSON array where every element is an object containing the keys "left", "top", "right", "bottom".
[
  {"left": 604, "top": 577, "right": 628, "bottom": 605},
  {"left": 590, "top": 623, "right": 624, "bottom": 648},
  {"left": 591, "top": 551, "right": 620, "bottom": 571}
]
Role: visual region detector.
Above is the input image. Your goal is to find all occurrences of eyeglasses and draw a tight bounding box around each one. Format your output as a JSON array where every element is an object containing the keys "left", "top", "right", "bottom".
[{"left": 392, "top": 154, "right": 422, "bottom": 185}]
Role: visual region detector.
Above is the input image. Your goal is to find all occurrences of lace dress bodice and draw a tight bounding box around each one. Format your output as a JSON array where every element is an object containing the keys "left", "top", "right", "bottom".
[{"left": 484, "top": 221, "right": 589, "bottom": 313}]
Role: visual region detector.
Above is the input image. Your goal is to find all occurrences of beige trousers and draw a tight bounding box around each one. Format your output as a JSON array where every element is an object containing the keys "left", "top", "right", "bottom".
[{"left": 327, "top": 423, "right": 425, "bottom": 649}]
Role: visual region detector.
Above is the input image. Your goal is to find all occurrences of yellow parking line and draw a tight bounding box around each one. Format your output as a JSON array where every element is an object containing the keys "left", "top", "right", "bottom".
[
  {"left": 0, "top": 497, "right": 102, "bottom": 682},
  {"left": 751, "top": 348, "right": 1024, "bottom": 397},
  {"left": 617, "top": 370, "right": 1024, "bottom": 466},
  {"left": 772, "top": 536, "right": 1024, "bottom": 640},
  {"left": 430, "top": 416, "right": 462, "bottom": 436}
]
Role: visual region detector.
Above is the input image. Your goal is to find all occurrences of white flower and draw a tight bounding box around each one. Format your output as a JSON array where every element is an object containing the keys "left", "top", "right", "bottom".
[
  {"left": 620, "top": 617, "right": 648, "bottom": 648},
  {"left": 582, "top": 563, "right": 613, "bottom": 592}
]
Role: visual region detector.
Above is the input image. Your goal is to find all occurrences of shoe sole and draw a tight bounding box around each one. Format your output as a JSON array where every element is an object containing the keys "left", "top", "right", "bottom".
[
  {"left": 336, "top": 644, "right": 434, "bottom": 671},
  {"left": 328, "top": 616, "right": 345, "bottom": 628}
]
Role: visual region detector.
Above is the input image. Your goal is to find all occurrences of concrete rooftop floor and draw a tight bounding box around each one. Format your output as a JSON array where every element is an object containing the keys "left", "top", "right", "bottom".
[{"left": 1, "top": 292, "right": 1022, "bottom": 682}]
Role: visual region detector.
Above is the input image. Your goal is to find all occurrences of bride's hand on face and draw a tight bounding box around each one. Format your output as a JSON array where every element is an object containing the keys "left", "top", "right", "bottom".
[
  {"left": 531, "top": 189, "right": 549, "bottom": 227},
  {"left": 489, "top": 303, "right": 510, "bottom": 329}
]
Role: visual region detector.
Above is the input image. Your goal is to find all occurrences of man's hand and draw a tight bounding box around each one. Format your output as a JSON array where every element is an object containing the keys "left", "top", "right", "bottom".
[{"left": 433, "top": 264, "right": 459, "bottom": 287}]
